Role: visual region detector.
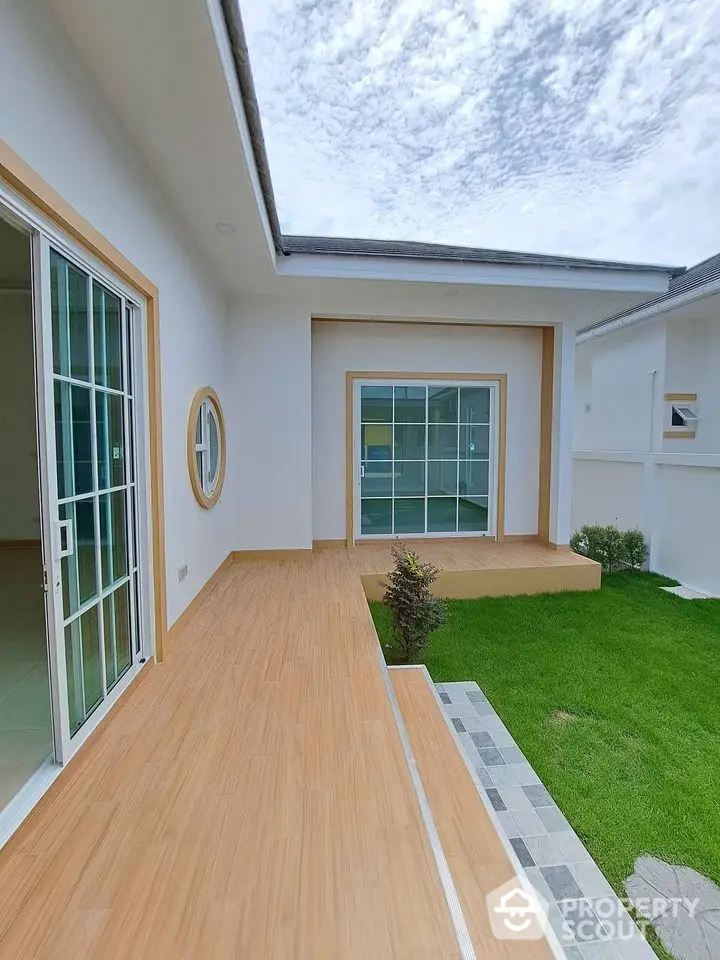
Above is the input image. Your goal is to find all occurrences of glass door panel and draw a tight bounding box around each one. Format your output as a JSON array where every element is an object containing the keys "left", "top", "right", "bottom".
[
  {"left": 428, "top": 386, "right": 458, "bottom": 423},
  {"left": 428, "top": 497, "right": 457, "bottom": 532},
  {"left": 394, "top": 499, "right": 425, "bottom": 534},
  {"left": 393, "top": 385, "right": 425, "bottom": 422},
  {"left": 54, "top": 381, "right": 93, "bottom": 497},
  {"left": 393, "top": 461, "right": 425, "bottom": 497},
  {"left": 361, "top": 498, "right": 392, "bottom": 535},
  {"left": 428, "top": 461, "right": 458, "bottom": 497},
  {"left": 93, "top": 282, "right": 123, "bottom": 389},
  {"left": 48, "top": 248, "right": 141, "bottom": 741},
  {"left": 103, "top": 582, "right": 132, "bottom": 692},
  {"left": 99, "top": 492, "right": 128, "bottom": 588},
  {"left": 428, "top": 424, "right": 458, "bottom": 459},
  {"left": 96, "top": 392, "right": 125, "bottom": 489},
  {"left": 460, "top": 424, "right": 490, "bottom": 459},
  {"left": 459, "top": 498, "right": 489, "bottom": 532},
  {"left": 59, "top": 499, "right": 97, "bottom": 615},
  {"left": 459, "top": 387, "right": 491, "bottom": 423},
  {"left": 51, "top": 254, "right": 90, "bottom": 381},
  {"left": 358, "top": 381, "right": 495, "bottom": 538},
  {"left": 361, "top": 386, "right": 393, "bottom": 422},
  {"left": 64, "top": 606, "right": 102, "bottom": 737}
]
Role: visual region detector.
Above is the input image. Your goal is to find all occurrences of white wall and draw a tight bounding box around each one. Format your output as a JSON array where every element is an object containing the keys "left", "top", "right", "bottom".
[
  {"left": 311, "top": 320, "right": 543, "bottom": 540},
  {"left": 575, "top": 320, "right": 666, "bottom": 453},
  {"left": 574, "top": 348, "right": 593, "bottom": 450},
  {"left": 0, "top": 0, "right": 233, "bottom": 625},
  {"left": 226, "top": 295, "right": 313, "bottom": 551},
  {"left": 574, "top": 312, "right": 720, "bottom": 593},
  {"left": 571, "top": 459, "right": 647, "bottom": 535},
  {"left": 665, "top": 315, "right": 720, "bottom": 454},
  {"left": 572, "top": 452, "right": 720, "bottom": 594},
  {"left": 655, "top": 464, "right": 720, "bottom": 595},
  {"left": 0, "top": 292, "right": 40, "bottom": 540}
]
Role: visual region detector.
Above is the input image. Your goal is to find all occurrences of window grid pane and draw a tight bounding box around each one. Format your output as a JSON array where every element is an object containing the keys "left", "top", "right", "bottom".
[
  {"left": 459, "top": 387, "right": 491, "bottom": 425},
  {"left": 359, "top": 382, "right": 492, "bottom": 537}
]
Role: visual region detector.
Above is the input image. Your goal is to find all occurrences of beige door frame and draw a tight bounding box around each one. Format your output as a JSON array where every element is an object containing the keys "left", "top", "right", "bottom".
[
  {"left": 346, "top": 371, "right": 508, "bottom": 546},
  {"left": 0, "top": 139, "right": 167, "bottom": 660}
]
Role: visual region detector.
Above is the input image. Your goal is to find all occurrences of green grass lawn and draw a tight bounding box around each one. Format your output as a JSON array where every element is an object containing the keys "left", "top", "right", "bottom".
[{"left": 370, "top": 572, "right": 720, "bottom": 896}]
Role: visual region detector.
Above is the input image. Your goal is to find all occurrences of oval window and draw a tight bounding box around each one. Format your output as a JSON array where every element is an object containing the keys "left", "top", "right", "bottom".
[{"left": 188, "top": 387, "right": 225, "bottom": 508}]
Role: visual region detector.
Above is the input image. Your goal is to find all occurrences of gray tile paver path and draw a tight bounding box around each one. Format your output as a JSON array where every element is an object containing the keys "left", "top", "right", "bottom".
[{"left": 436, "top": 680, "right": 657, "bottom": 960}]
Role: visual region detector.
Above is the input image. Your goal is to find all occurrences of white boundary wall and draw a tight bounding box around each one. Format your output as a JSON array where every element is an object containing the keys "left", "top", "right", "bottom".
[{"left": 573, "top": 451, "right": 720, "bottom": 596}]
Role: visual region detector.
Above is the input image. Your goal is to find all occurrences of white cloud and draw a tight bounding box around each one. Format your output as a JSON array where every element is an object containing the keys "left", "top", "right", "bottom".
[{"left": 240, "top": 0, "right": 720, "bottom": 265}]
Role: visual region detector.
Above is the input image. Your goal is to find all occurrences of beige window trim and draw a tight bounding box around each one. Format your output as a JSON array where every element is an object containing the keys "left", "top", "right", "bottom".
[
  {"left": 188, "top": 387, "right": 226, "bottom": 508},
  {"left": 663, "top": 430, "right": 696, "bottom": 440}
]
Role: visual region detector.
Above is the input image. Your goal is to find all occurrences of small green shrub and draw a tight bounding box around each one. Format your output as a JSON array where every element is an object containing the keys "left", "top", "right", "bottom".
[
  {"left": 571, "top": 525, "right": 606, "bottom": 565},
  {"left": 382, "top": 543, "right": 446, "bottom": 664},
  {"left": 622, "top": 529, "right": 649, "bottom": 570},
  {"left": 571, "top": 524, "right": 648, "bottom": 574},
  {"left": 603, "top": 526, "right": 626, "bottom": 573}
]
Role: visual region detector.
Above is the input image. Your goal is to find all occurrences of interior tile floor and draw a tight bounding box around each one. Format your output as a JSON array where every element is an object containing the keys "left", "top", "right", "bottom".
[{"left": 0, "top": 546, "right": 53, "bottom": 812}]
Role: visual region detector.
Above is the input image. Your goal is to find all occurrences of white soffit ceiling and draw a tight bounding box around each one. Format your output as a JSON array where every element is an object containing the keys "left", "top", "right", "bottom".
[{"left": 49, "top": 0, "right": 276, "bottom": 291}]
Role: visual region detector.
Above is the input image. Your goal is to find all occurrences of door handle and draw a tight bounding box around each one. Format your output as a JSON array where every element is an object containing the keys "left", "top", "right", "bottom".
[
  {"left": 359, "top": 464, "right": 365, "bottom": 480},
  {"left": 57, "top": 518, "right": 75, "bottom": 559}
]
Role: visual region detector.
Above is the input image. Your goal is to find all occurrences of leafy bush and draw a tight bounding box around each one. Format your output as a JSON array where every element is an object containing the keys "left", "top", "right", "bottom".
[
  {"left": 603, "top": 526, "right": 626, "bottom": 573},
  {"left": 382, "top": 543, "right": 446, "bottom": 664},
  {"left": 570, "top": 525, "right": 648, "bottom": 573},
  {"left": 622, "top": 529, "right": 649, "bottom": 570}
]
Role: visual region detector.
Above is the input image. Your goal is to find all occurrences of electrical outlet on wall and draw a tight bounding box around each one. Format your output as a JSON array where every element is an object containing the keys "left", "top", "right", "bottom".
[{"left": 178, "top": 563, "right": 188, "bottom": 582}]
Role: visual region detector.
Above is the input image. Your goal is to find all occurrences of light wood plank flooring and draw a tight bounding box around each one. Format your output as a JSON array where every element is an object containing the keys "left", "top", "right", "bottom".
[
  {"left": 347, "top": 537, "right": 595, "bottom": 572},
  {"left": 391, "top": 667, "right": 554, "bottom": 960},
  {"left": 341, "top": 538, "right": 600, "bottom": 600},
  {"left": 0, "top": 551, "right": 462, "bottom": 960}
]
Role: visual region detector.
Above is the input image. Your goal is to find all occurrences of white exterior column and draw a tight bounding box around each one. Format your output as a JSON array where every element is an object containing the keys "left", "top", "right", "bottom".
[{"left": 549, "top": 323, "right": 575, "bottom": 546}]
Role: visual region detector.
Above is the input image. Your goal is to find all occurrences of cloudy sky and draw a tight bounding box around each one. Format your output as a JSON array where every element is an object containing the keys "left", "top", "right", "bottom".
[{"left": 241, "top": 0, "right": 720, "bottom": 266}]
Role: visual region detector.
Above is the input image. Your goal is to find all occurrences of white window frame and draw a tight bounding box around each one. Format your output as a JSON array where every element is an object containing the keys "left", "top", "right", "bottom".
[
  {"left": 195, "top": 397, "right": 222, "bottom": 496},
  {"left": 672, "top": 405, "right": 700, "bottom": 425},
  {"left": 353, "top": 378, "right": 500, "bottom": 541}
]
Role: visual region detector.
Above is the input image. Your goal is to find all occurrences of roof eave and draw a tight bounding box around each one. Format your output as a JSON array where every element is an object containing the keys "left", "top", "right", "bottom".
[
  {"left": 577, "top": 276, "right": 720, "bottom": 342},
  {"left": 219, "top": 0, "right": 284, "bottom": 254},
  {"left": 282, "top": 234, "right": 683, "bottom": 275},
  {"left": 217, "top": 5, "right": 685, "bottom": 282}
]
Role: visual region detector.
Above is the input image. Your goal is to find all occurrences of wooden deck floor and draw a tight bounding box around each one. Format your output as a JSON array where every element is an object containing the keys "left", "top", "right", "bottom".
[
  {"left": 0, "top": 551, "right": 462, "bottom": 959},
  {"left": 347, "top": 537, "right": 595, "bottom": 572},
  {"left": 0, "top": 544, "right": 572, "bottom": 959},
  {"left": 342, "top": 537, "right": 600, "bottom": 600}
]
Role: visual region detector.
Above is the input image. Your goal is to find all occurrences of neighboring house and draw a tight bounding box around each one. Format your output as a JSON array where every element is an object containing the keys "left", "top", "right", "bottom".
[
  {"left": 0, "top": 0, "right": 681, "bottom": 955},
  {"left": 574, "top": 254, "right": 720, "bottom": 596}
]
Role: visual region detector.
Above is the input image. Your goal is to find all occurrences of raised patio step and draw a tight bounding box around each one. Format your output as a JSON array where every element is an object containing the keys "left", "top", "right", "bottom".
[{"left": 389, "top": 665, "right": 555, "bottom": 960}]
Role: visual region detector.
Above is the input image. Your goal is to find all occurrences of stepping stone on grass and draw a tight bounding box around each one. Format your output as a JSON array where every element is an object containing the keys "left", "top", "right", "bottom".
[{"left": 625, "top": 856, "right": 720, "bottom": 960}]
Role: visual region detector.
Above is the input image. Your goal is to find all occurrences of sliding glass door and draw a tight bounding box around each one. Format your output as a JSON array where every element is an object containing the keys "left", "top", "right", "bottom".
[
  {"left": 37, "top": 239, "right": 144, "bottom": 758},
  {"left": 356, "top": 380, "right": 497, "bottom": 538}
]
